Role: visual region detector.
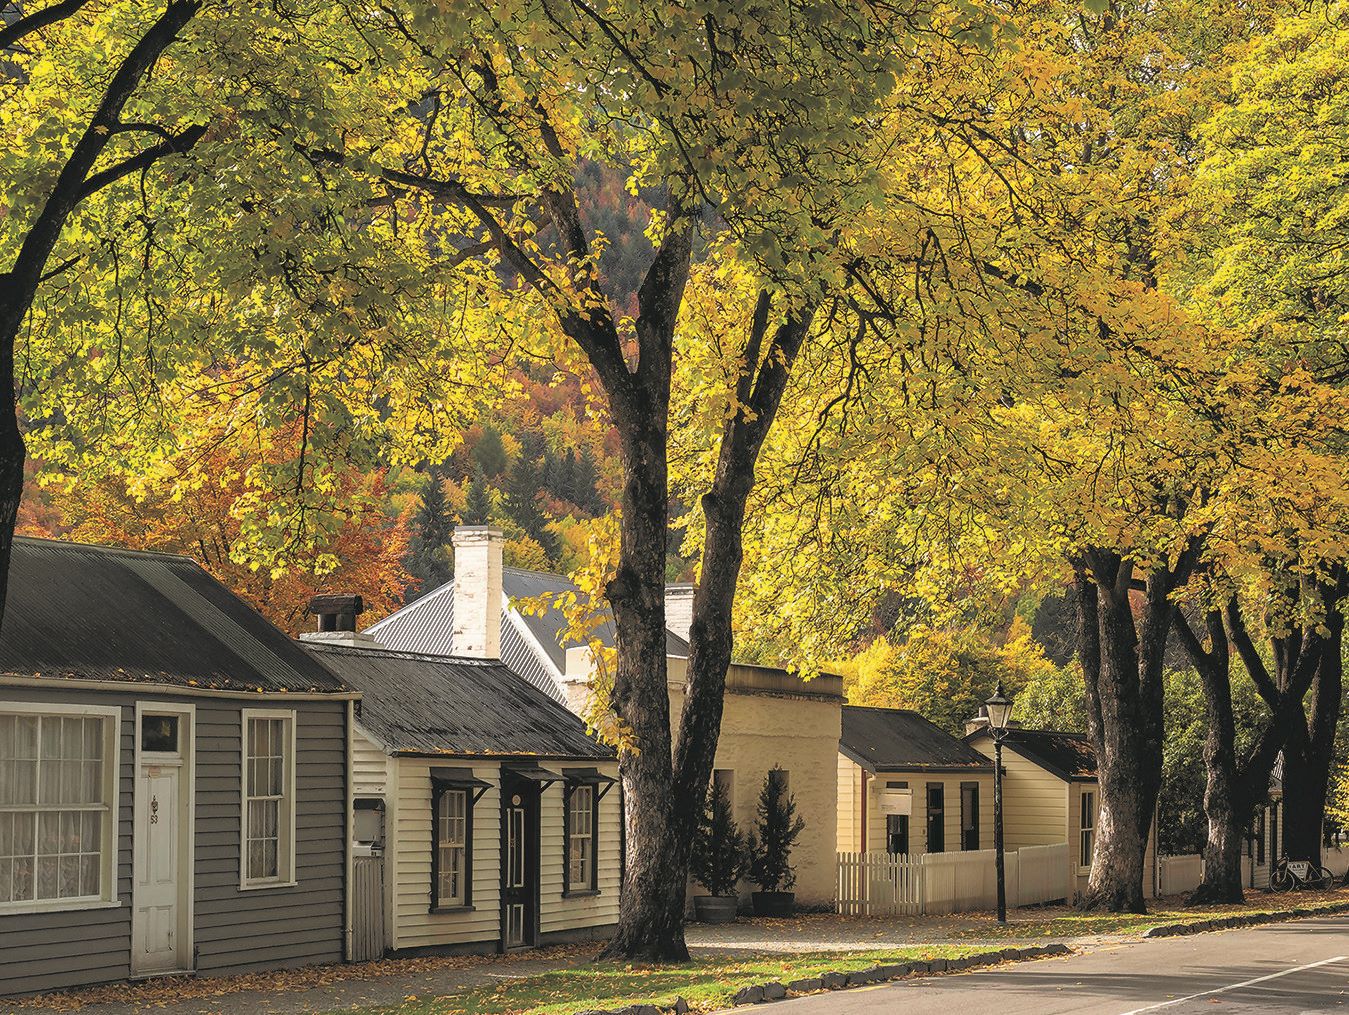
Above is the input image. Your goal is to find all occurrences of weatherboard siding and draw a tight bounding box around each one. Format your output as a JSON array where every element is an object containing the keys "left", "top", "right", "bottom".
[
  {"left": 538, "top": 761, "right": 621, "bottom": 935},
  {"left": 837, "top": 754, "right": 862, "bottom": 852},
  {"left": 193, "top": 697, "right": 347, "bottom": 975},
  {"left": 352, "top": 724, "right": 389, "bottom": 797},
  {"left": 0, "top": 686, "right": 347, "bottom": 997},
  {"left": 0, "top": 689, "right": 134, "bottom": 996},
  {"left": 391, "top": 759, "right": 502, "bottom": 951},
  {"left": 969, "top": 741, "right": 1068, "bottom": 851}
]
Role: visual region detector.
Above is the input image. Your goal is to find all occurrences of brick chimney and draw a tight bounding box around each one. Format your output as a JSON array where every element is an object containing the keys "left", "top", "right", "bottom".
[
  {"left": 452, "top": 526, "right": 504, "bottom": 659},
  {"left": 664, "top": 583, "right": 695, "bottom": 648}
]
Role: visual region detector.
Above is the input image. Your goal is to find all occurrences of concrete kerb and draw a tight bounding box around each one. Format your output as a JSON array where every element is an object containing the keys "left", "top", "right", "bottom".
[
  {"left": 1141, "top": 899, "right": 1349, "bottom": 939},
  {"left": 725, "top": 944, "right": 1071, "bottom": 1006},
  {"left": 567, "top": 944, "right": 1073, "bottom": 1014}
]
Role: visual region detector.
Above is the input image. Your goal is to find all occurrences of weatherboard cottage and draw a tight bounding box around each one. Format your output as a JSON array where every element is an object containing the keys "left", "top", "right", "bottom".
[{"left": 0, "top": 538, "right": 355, "bottom": 997}]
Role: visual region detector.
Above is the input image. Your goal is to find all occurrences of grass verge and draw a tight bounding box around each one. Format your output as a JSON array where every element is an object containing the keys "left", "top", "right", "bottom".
[
  {"left": 943, "top": 886, "right": 1349, "bottom": 941},
  {"left": 345, "top": 945, "right": 984, "bottom": 1015}
]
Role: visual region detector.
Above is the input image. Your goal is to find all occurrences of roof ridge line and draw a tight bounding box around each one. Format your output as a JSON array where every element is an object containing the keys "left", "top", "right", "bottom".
[
  {"left": 299, "top": 641, "right": 501, "bottom": 666},
  {"left": 15, "top": 535, "right": 199, "bottom": 566}
]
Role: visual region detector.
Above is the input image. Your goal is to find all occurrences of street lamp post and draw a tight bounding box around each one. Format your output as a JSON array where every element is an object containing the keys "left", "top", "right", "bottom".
[{"left": 985, "top": 681, "right": 1014, "bottom": 924}]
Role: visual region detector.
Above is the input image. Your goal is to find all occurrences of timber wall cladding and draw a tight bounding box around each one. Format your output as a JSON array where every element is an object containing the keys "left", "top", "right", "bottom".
[
  {"left": 538, "top": 762, "right": 621, "bottom": 936},
  {"left": 389, "top": 758, "right": 622, "bottom": 951},
  {"left": 193, "top": 697, "right": 347, "bottom": 975},
  {"left": 393, "top": 759, "right": 502, "bottom": 950},
  {"left": 864, "top": 771, "right": 994, "bottom": 857},
  {"left": 0, "top": 688, "right": 347, "bottom": 997},
  {"left": 970, "top": 743, "right": 1068, "bottom": 850}
]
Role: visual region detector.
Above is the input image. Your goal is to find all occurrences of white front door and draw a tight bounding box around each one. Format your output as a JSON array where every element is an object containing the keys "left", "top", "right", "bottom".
[{"left": 133, "top": 707, "right": 193, "bottom": 976}]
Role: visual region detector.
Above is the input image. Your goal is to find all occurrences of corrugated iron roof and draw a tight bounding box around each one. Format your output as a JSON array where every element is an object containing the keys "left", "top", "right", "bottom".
[
  {"left": 303, "top": 642, "right": 612, "bottom": 759},
  {"left": 967, "top": 727, "right": 1098, "bottom": 781},
  {"left": 366, "top": 583, "right": 565, "bottom": 702},
  {"left": 366, "top": 569, "right": 689, "bottom": 697},
  {"left": 501, "top": 568, "right": 690, "bottom": 669},
  {"left": 840, "top": 706, "right": 994, "bottom": 773},
  {"left": 0, "top": 537, "right": 347, "bottom": 693}
]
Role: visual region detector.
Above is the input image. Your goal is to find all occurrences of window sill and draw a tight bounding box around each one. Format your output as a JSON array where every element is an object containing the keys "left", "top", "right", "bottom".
[
  {"left": 562, "top": 889, "right": 600, "bottom": 899},
  {"left": 238, "top": 879, "right": 298, "bottom": 892},
  {"left": 429, "top": 904, "right": 475, "bottom": 915},
  {"left": 0, "top": 898, "right": 120, "bottom": 916}
]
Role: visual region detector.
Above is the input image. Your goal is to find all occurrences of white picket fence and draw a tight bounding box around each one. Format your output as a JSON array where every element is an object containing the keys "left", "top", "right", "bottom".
[
  {"left": 1157, "top": 853, "right": 1203, "bottom": 896},
  {"left": 1156, "top": 853, "right": 1257, "bottom": 896},
  {"left": 1325, "top": 845, "right": 1349, "bottom": 877},
  {"left": 837, "top": 843, "right": 1071, "bottom": 917}
]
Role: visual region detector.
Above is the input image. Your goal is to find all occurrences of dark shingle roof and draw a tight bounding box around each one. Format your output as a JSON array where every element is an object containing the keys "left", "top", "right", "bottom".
[
  {"left": 968, "top": 727, "right": 1098, "bottom": 781},
  {"left": 840, "top": 706, "right": 994, "bottom": 773},
  {"left": 303, "top": 642, "right": 612, "bottom": 759},
  {"left": 0, "top": 537, "right": 347, "bottom": 693}
]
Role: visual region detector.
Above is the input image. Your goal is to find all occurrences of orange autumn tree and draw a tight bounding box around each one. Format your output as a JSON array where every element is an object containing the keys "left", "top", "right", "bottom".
[{"left": 20, "top": 422, "right": 411, "bottom": 635}]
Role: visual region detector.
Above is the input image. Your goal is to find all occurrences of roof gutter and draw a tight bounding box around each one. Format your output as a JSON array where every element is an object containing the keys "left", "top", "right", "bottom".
[
  {"left": 388, "top": 749, "right": 617, "bottom": 763},
  {"left": 0, "top": 674, "right": 361, "bottom": 701}
]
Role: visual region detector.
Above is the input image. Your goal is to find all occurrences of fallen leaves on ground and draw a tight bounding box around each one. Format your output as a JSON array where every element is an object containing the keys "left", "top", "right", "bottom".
[{"left": 11, "top": 944, "right": 596, "bottom": 1012}]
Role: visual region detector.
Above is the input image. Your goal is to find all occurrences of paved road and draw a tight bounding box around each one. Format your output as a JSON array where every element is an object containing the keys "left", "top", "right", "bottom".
[{"left": 770, "top": 914, "right": 1349, "bottom": 1013}]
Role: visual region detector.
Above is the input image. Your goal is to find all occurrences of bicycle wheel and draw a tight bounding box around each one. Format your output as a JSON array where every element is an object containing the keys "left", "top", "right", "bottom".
[
  {"left": 1316, "top": 866, "right": 1336, "bottom": 887},
  {"left": 1270, "top": 868, "right": 1295, "bottom": 892}
]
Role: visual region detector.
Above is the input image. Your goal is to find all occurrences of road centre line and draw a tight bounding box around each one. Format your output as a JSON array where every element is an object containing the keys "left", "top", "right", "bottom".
[{"left": 1115, "top": 955, "right": 1347, "bottom": 1015}]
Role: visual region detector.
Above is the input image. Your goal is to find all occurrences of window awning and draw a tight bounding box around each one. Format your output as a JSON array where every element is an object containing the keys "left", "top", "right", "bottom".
[
  {"left": 503, "top": 764, "right": 560, "bottom": 789},
  {"left": 431, "top": 769, "right": 492, "bottom": 802},
  {"left": 563, "top": 767, "right": 618, "bottom": 800},
  {"left": 563, "top": 767, "right": 617, "bottom": 785}
]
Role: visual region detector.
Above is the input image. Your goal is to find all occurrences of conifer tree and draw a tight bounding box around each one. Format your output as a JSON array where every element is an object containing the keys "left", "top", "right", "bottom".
[
  {"left": 403, "top": 470, "right": 454, "bottom": 601},
  {"left": 473, "top": 426, "right": 508, "bottom": 480},
  {"left": 461, "top": 475, "right": 493, "bottom": 526}
]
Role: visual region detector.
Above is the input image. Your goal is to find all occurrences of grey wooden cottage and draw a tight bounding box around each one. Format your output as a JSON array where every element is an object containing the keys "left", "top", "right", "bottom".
[{"left": 0, "top": 538, "right": 357, "bottom": 996}]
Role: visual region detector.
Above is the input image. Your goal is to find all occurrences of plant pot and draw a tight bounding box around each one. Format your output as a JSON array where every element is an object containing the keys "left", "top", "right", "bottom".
[
  {"left": 693, "top": 894, "right": 739, "bottom": 924},
  {"left": 751, "top": 891, "right": 795, "bottom": 917}
]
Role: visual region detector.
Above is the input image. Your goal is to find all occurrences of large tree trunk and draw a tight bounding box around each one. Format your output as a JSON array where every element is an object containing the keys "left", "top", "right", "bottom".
[
  {"left": 1174, "top": 609, "right": 1246, "bottom": 904},
  {"left": 602, "top": 406, "right": 689, "bottom": 959},
  {"left": 0, "top": 298, "right": 27, "bottom": 624},
  {"left": 1282, "top": 603, "right": 1344, "bottom": 865},
  {"left": 673, "top": 303, "right": 813, "bottom": 829},
  {"left": 1075, "top": 548, "right": 1190, "bottom": 913}
]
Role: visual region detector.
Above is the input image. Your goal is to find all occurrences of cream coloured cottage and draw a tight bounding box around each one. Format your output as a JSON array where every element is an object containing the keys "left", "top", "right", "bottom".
[{"left": 367, "top": 526, "right": 844, "bottom": 910}]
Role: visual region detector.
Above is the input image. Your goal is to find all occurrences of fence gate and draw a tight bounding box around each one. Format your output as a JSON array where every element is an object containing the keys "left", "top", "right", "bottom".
[
  {"left": 351, "top": 854, "right": 385, "bottom": 962},
  {"left": 836, "top": 852, "right": 923, "bottom": 916}
]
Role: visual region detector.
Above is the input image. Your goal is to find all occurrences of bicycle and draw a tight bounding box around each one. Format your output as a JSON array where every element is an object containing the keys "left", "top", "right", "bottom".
[{"left": 1269, "top": 855, "right": 1336, "bottom": 891}]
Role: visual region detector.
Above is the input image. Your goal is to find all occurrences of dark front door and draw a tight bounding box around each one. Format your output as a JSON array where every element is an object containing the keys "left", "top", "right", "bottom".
[{"left": 501, "top": 772, "right": 540, "bottom": 949}]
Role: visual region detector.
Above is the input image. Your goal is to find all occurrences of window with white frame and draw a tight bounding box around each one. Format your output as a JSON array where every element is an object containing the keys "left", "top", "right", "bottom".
[
  {"left": 567, "top": 784, "right": 595, "bottom": 892},
  {"left": 436, "top": 789, "right": 468, "bottom": 907},
  {"left": 0, "top": 706, "right": 118, "bottom": 909},
  {"left": 1080, "top": 790, "right": 1096, "bottom": 869},
  {"left": 242, "top": 711, "right": 295, "bottom": 887}
]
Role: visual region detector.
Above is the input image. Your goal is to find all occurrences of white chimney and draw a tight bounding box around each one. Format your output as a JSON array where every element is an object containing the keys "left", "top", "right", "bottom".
[
  {"left": 452, "top": 526, "right": 504, "bottom": 659},
  {"left": 665, "top": 584, "right": 695, "bottom": 648},
  {"left": 561, "top": 645, "right": 596, "bottom": 716}
]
